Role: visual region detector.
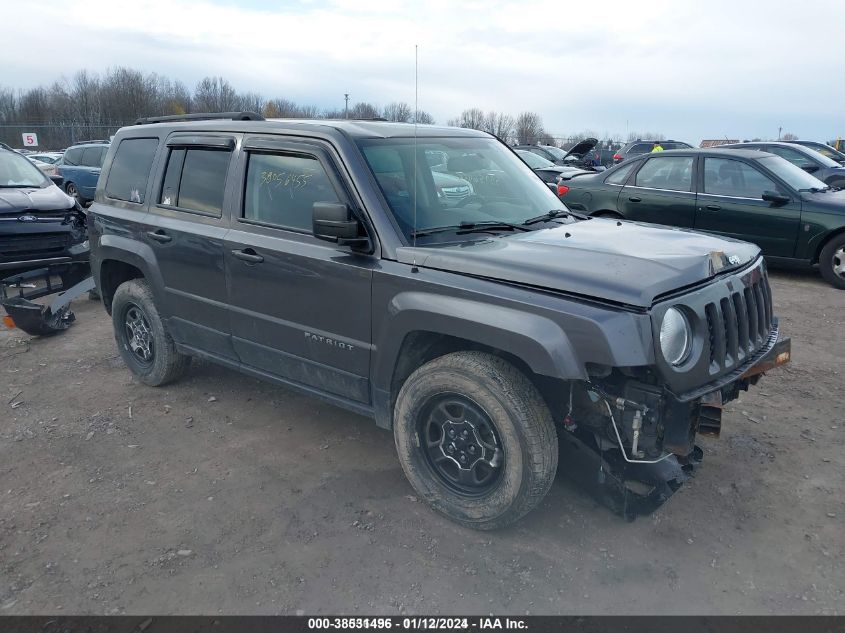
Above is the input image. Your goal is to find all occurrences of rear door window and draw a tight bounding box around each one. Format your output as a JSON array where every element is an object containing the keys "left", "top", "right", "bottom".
[
  {"left": 634, "top": 156, "right": 694, "bottom": 191},
  {"left": 605, "top": 161, "right": 637, "bottom": 185},
  {"left": 105, "top": 138, "right": 159, "bottom": 203},
  {"left": 159, "top": 147, "right": 231, "bottom": 215},
  {"left": 63, "top": 147, "right": 84, "bottom": 166}
]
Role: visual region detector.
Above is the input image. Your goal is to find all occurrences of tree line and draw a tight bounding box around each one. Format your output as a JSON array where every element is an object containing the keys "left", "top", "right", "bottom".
[{"left": 0, "top": 67, "right": 654, "bottom": 150}]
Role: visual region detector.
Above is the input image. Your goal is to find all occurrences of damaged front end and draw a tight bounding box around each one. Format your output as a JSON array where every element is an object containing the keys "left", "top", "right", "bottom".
[
  {"left": 1, "top": 204, "right": 93, "bottom": 336},
  {"left": 1, "top": 264, "right": 94, "bottom": 335},
  {"left": 557, "top": 257, "right": 791, "bottom": 519}
]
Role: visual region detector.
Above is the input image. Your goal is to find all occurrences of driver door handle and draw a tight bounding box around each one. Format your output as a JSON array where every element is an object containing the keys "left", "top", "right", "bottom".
[
  {"left": 231, "top": 248, "right": 264, "bottom": 264},
  {"left": 705, "top": 204, "right": 721, "bottom": 212},
  {"left": 146, "top": 230, "right": 172, "bottom": 243},
  {"left": 628, "top": 196, "right": 642, "bottom": 203}
]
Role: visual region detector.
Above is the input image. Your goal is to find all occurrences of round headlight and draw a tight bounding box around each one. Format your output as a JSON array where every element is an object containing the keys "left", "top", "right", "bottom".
[{"left": 660, "top": 307, "right": 691, "bottom": 366}]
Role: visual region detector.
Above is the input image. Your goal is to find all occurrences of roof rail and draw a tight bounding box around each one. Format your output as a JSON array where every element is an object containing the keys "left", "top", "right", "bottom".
[
  {"left": 74, "top": 139, "right": 110, "bottom": 145},
  {"left": 134, "top": 112, "right": 265, "bottom": 125}
]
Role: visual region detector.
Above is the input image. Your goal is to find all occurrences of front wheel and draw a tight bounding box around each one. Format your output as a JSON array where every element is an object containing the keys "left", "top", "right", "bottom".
[
  {"left": 393, "top": 351, "right": 558, "bottom": 530},
  {"left": 65, "top": 182, "right": 79, "bottom": 202},
  {"left": 819, "top": 234, "right": 845, "bottom": 289}
]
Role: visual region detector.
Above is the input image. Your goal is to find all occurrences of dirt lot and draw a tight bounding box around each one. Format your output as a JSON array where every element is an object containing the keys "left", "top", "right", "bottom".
[{"left": 1, "top": 269, "right": 843, "bottom": 616}]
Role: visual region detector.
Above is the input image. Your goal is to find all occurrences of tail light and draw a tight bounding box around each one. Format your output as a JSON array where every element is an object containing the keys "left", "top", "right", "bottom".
[
  {"left": 613, "top": 153, "right": 622, "bottom": 161},
  {"left": 557, "top": 184, "right": 570, "bottom": 196}
]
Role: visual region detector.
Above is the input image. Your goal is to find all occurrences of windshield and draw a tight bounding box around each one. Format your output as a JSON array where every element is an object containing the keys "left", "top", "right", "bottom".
[
  {"left": 516, "top": 150, "right": 554, "bottom": 169},
  {"left": 0, "top": 150, "right": 49, "bottom": 187},
  {"left": 804, "top": 143, "right": 845, "bottom": 162},
  {"left": 357, "top": 137, "right": 568, "bottom": 242},
  {"left": 759, "top": 156, "right": 829, "bottom": 191}
]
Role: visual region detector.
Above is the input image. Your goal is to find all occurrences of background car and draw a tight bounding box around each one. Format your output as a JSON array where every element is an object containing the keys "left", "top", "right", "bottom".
[
  {"left": 612, "top": 139, "right": 693, "bottom": 164},
  {"left": 514, "top": 139, "right": 600, "bottom": 169},
  {"left": 0, "top": 147, "right": 85, "bottom": 276},
  {"left": 27, "top": 152, "right": 64, "bottom": 176},
  {"left": 57, "top": 140, "right": 110, "bottom": 204},
  {"left": 722, "top": 141, "right": 845, "bottom": 188},
  {"left": 784, "top": 140, "right": 845, "bottom": 165},
  {"left": 514, "top": 149, "right": 591, "bottom": 185},
  {"left": 559, "top": 148, "right": 845, "bottom": 288}
]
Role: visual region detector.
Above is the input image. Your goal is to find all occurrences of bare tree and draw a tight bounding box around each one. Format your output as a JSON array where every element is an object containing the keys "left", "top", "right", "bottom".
[
  {"left": 781, "top": 132, "right": 798, "bottom": 141},
  {"left": 450, "top": 108, "right": 486, "bottom": 130},
  {"left": 349, "top": 102, "right": 380, "bottom": 119},
  {"left": 515, "top": 111, "right": 544, "bottom": 145},
  {"left": 383, "top": 102, "right": 412, "bottom": 122},
  {"left": 414, "top": 110, "right": 435, "bottom": 124},
  {"left": 193, "top": 76, "right": 240, "bottom": 112},
  {"left": 484, "top": 111, "right": 514, "bottom": 140}
]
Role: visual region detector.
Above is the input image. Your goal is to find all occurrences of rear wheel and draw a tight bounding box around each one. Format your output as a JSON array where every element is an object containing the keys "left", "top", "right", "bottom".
[
  {"left": 393, "top": 351, "right": 558, "bottom": 530},
  {"left": 819, "top": 233, "right": 845, "bottom": 289},
  {"left": 112, "top": 279, "right": 190, "bottom": 385}
]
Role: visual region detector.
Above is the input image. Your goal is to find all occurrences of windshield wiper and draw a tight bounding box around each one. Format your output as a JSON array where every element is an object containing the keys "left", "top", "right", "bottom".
[
  {"left": 411, "top": 221, "right": 530, "bottom": 238},
  {"left": 522, "top": 209, "right": 588, "bottom": 225},
  {"left": 0, "top": 184, "right": 39, "bottom": 188},
  {"left": 800, "top": 186, "right": 830, "bottom": 193}
]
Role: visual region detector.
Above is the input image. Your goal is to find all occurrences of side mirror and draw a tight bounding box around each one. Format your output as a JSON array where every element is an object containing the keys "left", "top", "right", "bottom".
[
  {"left": 801, "top": 164, "right": 819, "bottom": 174},
  {"left": 312, "top": 202, "right": 369, "bottom": 248},
  {"left": 50, "top": 174, "right": 64, "bottom": 186},
  {"left": 762, "top": 190, "right": 790, "bottom": 205}
]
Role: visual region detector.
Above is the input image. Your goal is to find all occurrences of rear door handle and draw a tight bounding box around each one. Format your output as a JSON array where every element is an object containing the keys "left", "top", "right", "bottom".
[
  {"left": 705, "top": 204, "right": 721, "bottom": 212},
  {"left": 231, "top": 248, "right": 264, "bottom": 264},
  {"left": 146, "top": 230, "right": 172, "bottom": 243},
  {"left": 628, "top": 196, "right": 642, "bottom": 203}
]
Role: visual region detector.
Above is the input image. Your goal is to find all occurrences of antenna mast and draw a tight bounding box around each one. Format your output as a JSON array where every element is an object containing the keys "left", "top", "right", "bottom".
[{"left": 412, "top": 44, "right": 419, "bottom": 266}]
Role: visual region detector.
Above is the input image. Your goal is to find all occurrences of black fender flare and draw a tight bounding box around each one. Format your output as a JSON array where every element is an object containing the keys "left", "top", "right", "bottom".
[
  {"left": 373, "top": 291, "right": 587, "bottom": 393},
  {"left": 93, "top": 235, "right": 164, "bottom": 309}
]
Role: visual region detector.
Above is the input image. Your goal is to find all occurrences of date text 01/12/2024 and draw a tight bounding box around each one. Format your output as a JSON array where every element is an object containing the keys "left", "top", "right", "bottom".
[{"left": 307, "top": 618, "right": 527, "bottom": 630}]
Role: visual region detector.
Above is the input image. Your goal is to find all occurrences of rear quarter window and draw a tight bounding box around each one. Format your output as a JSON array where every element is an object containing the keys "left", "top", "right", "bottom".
[{"left": 105, "top": 138, "right": 159, "bottom": 203}]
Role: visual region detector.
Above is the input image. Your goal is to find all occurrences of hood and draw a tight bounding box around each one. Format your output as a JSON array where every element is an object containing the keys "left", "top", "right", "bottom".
[
  {"left": 397, "top": 219, "right": 760, "bottom": 307},
  {"left": 563, "top": 138, "right": 598, "bottom": 160},
  {"left": 802, "top": 186, "right": 845, "bottom": 211},
  {"left": 0, "top": 184, "right": 75, "bottom": 215}
]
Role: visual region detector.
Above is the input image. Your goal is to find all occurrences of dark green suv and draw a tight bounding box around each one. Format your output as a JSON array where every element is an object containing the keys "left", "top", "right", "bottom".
[{"left": 562, "top": 148, "right": 845, "bottom": 288}]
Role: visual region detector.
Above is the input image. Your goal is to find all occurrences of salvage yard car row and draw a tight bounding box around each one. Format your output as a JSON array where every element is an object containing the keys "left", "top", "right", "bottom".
[
  {"left": 559, "top": 145, "right": 845, "bottom": 288},
  {"left": 12, "top": 112, "right": 845, "bottom": 533}
]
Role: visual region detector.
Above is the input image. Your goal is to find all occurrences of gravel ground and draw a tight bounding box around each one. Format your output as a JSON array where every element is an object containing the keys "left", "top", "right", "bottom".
[{"left": 0, "top": 268, "right": 842, "bottom": 615}]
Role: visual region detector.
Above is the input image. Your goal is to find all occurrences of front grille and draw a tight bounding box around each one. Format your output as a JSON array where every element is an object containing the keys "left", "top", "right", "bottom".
[
  {"left": 442, "top": 186, "right": 471, "bottom": 199},
  {"left": 0, "top": 233, "right": 72, "bottom": 261},
  {"left": 703, "top": 270, "right": 774, "bottom": 374}
]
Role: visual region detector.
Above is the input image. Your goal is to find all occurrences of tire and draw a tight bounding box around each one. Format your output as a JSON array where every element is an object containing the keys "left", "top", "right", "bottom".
[
  {"left": 111, "top": 278, "right": 191, "bottom": 386},
  {"left": 65, "top": 182, "right": 79, "bottom": 202},
  {"left": 393, "top": 351, "right": 558, "bottom": 530},
  {"left": 818, "top": 233, "right": 845, "bottom": 289}
]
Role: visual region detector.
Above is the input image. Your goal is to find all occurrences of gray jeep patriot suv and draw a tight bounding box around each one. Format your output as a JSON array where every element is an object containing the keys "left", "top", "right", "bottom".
[{"left": 88, "top": 112, "right": 790, "bottom": 529}]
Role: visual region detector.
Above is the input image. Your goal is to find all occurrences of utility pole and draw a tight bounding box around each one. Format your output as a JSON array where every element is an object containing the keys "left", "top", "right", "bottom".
[
  {"left": 778, "top": 126, "right": 782, "bottom": 141},
  {"left": 344, "top": 94, "right": 349, "bottom": 119}
]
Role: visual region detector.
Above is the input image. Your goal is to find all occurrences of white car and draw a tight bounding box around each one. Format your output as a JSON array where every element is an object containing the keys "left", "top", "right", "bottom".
[{"left": 27, "top": 153, "right": 64, "bottom": 176}]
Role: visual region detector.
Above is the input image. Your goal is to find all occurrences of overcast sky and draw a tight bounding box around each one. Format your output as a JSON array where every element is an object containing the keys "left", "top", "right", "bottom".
[{"left": 4, "top": 0, "right": 843, "bottom": 143}]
